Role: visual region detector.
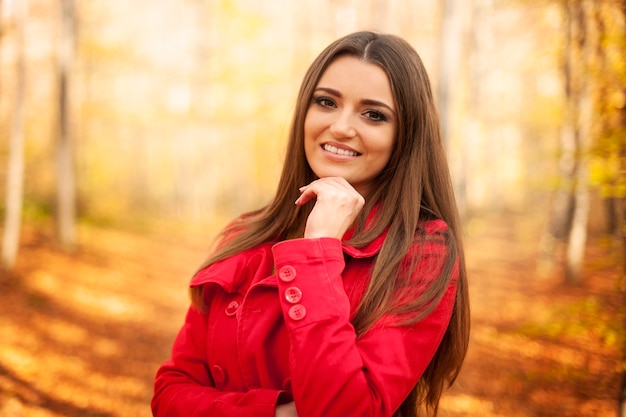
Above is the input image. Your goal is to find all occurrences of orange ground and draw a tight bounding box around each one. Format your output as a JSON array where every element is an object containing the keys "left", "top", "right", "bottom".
[{"left": 0, "top": 214, "right": 622, "bottom": 416}]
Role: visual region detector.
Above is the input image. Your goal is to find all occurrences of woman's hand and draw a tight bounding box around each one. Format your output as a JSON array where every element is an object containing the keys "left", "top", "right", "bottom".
[
  {"left": 275, "top": 401, "right": 298, "bottom": 417},
  {"left": 295, "top": 177, "right": 365, "bottom": 239}
]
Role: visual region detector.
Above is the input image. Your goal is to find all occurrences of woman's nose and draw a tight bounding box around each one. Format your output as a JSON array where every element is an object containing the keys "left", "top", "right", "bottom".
[{"left": 329, "top": 111, "right": 357, "bottom": 138}]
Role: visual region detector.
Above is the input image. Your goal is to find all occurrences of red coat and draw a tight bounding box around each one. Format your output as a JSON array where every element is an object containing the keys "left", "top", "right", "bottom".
[{"left": 152, "top": 218, "right": 457, "bottom": 417}]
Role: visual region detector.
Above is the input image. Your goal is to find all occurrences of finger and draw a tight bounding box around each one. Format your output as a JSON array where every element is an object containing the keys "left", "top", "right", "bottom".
[
  {"left": 295, "top": 180, "right": 333, "bottom": 206},
  {"left": 295, "top": 187, "right": 317, "bottom": 206},
  {"left": 295, "top": 177, "right": 361, "bottom": 205},
  {"left": 302, "top": 177, "right": 356, "bottom": 196},
  {"left": 295, "top": 180, "right": 323, "bottom": 206}
]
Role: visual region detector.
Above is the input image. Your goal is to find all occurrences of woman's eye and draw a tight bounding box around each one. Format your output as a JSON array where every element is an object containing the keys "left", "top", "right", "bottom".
[
  {"left": 314, "top": 96, "right": 336, "bottom": 108},
  {"left": 364, "top": 110, "right": 387, "bottom": 122}
]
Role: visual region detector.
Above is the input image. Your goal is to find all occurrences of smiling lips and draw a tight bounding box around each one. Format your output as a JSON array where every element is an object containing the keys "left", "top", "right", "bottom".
[{"left": 322, "top": 143, "right": 360, "bottom": 157}]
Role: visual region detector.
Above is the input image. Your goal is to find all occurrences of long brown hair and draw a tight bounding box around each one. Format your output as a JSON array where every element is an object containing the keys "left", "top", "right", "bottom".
[{"left": 191, "top": 31, "right": 469, "bottom": 417}]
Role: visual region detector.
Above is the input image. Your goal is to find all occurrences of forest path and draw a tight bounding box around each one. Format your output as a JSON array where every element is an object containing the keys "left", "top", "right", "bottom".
[{"left": 0, "top": 214, "right": 621, "bottom": 417}]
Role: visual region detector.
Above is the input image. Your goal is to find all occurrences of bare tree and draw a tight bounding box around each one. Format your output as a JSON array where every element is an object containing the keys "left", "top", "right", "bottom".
[
  {"left": 56, "top": 0, "right": 77, "bottom": 249},
  {"left": 1, "top": 0, "right": 27, "bottom": 269},
  {"left": 437, "top": 0, "right": 461, "bottom": 150},
  {"left": 437, "top": 0, "right": 472, "bottom": 218},
  {"left": 565, "top": 0, "right": 596, "bottom": 284},
  {"left": 538, "top": 0, "right": 591, "bottom": 284},
  {"left": 0, "top": 0, "right": 4, "bottom": 99},
  {"left": 617, "top": 2, "right": 626, "bottom": 413},
  {"left": 621, "top": 1, "right": 626, "bottom": 277}
]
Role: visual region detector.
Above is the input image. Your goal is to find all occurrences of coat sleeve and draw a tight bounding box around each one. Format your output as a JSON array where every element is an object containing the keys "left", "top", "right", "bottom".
[
  {"left": 151, "top": 306, "right": 285, "bottom": 417},
  {"left": 271, "top": 228, "right": 457, "bottom": 417}
]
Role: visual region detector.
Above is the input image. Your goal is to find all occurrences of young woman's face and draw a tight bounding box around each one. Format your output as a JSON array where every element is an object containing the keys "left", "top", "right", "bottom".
[{"left": 304, "top": 55, "right": 397, "bottom": 197}]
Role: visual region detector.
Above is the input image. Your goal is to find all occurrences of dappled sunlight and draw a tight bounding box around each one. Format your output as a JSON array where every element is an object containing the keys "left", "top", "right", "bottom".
[
  {"left": 441, "top": 394, "right": 501, "bottom": 417},
  {"left": 472, "top": 324, "right": 614, "bottom": 375},
  {"left": 0, "top": 345, "right": 40, "bottom": 377},
  {"left": 29, "top": 270, "right": 148, "bottom": 321},
  {"left": 0, "top": 293, "right": 151, "bottom": 416},
  {"left": 0, "top": 222, "right": 211, "bottom": 417},
  {"left": 28, "top": 317, "right": 123, "bottom": 358}
]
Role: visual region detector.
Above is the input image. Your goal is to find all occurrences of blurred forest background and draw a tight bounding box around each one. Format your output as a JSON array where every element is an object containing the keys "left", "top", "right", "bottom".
[{"left": 0, "top": 0, "right": 624, "bottom": 416}]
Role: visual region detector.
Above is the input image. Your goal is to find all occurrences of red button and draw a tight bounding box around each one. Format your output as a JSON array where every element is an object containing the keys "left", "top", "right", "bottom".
[
  {"left": 212, "top": 364, "right": 227, "bottom": 384},
  {"left": 288, "top": 304, "right": 306, "bottom": 321},
  {"left": 284, "top": 286, "right": 302, "bottom": 304},
  {"left": 278, "top": 266, "right": 297, "bottom": 282},
  {"left": 225, "top": 300, "right": 240, "bottom": 316}
]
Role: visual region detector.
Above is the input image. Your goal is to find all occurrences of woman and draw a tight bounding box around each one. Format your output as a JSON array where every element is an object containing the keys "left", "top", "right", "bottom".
[{"left": 152, "top": 31, "right": 470, "bottom": 417}]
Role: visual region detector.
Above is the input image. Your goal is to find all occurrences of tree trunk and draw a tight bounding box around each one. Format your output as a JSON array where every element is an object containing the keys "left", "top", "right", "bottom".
[
  {"left": 565, "top": 0, "right": 595, "bottom": 284},
  {"left": 619, "top": 150, "right": 626, "bottom": 417},
  {"left": 620, "top": 0, "right": 626, "bottom": 277},
  {"left": 613, "top": 1, "right": 626, "bottom": 415},
  {"left": 0, "top": 0, "right": 4, "bottom": 98},
  {"left": 618, "top": 0, "right": 626, "bottom": 412},
  {"left": 56, "top": 0, "right": 76, "bottom": 249},
  {"left": 537, "top": 0, "right": 584, "bottom": 276},
  {"left": 436, "top": 0, "right": 472, "bottom": 219},
  {"left": 1, "top": 0, "right": 27, "bottom": 269},
  {"left": 437, "top": 0, "right": 467, "bottom": 150}
]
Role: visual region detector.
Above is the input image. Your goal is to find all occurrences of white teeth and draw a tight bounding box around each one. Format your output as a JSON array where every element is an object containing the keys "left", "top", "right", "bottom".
[{"left": 323, "top": 144, "right": 358, "bottom": 156}]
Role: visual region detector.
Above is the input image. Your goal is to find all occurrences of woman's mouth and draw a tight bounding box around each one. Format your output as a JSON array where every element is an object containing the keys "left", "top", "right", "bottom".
[{"left": 322, "top": 144, "right": 360, "bottom": 157}]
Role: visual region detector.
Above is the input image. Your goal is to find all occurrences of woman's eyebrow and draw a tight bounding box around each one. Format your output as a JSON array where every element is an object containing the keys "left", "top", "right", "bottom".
[
  {"left": 314, "top": 87, "right": 342, "bottom": 97},
  {"left": 314, "top": 87, "right": 396, "bottom": 115}
]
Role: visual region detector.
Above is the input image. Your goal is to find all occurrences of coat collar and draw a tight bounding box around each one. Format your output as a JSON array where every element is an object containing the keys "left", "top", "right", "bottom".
[
  {"left": 191, "top": 204, "right": 388, "bottom": 289},
  {"left": 190, "top": 243, "right": 275, "bottom": 291}
]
